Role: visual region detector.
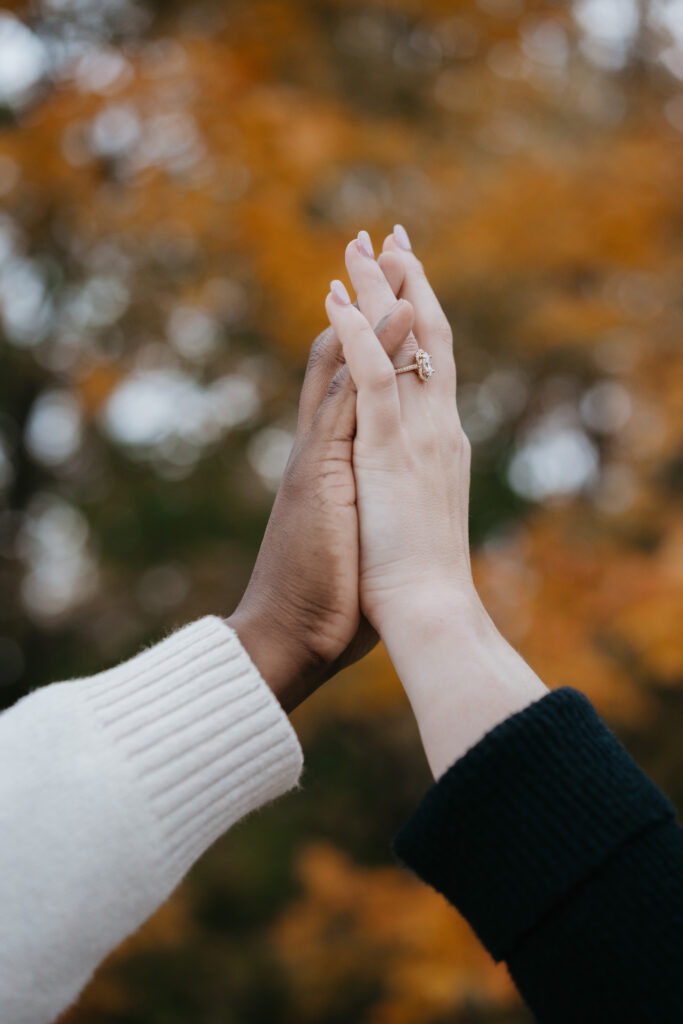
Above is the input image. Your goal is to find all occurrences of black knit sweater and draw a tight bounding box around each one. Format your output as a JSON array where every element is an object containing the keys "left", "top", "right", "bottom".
[{"left": 394, "top": 688, "right": 683, "bottom": 1023}]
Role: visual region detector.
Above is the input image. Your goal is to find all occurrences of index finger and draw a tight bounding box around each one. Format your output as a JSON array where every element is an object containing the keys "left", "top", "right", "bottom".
[{"left": 324, "top": 281, "right": 402, "bottom": 443}]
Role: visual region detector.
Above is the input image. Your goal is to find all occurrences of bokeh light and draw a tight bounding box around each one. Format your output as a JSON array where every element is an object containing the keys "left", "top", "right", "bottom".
[{"left": 1, "top": 1, "right": 682, "bottom": 1021}]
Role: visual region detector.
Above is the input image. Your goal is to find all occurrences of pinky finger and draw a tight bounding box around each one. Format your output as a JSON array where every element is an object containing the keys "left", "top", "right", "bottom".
[{"left": 325, "top": 281, "right": 401, "bottom": 443}]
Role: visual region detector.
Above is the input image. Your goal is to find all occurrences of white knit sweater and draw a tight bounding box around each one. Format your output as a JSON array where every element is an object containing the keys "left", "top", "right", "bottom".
[{"left": 0, "top": 616, "right": 303, "bottom": 1024}]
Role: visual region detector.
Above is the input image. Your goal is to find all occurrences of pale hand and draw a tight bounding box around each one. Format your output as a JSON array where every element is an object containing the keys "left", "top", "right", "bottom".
[
  {"left": 325, "top": 226, "right": 547, "bottom": 777},
  {"left": 324, "top": 228, "right": 475, "bottom": 637}
]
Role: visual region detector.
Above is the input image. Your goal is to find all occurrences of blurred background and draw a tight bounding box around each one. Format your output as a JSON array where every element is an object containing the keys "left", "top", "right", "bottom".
[{"left": 1, "top": 0, "right": 682, "bottom": 1020}]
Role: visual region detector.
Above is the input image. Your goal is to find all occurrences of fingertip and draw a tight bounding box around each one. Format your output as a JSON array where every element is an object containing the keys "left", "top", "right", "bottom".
[
  {"left": 345, "top": 238, "right": 360, "bottom": 263},
  {"left": 324, "top": 290, "right": 341, "bottom": 328},
  {"left": 329, "top": 279, "right": 351, "bottom": 306},
  {"left": 357, "top": 229, "right": 375, "bottom": 259},
  {"left": 393, "top": 223, "right": 412, "bottom": 251},
  {"left": 345, "top": 230, "right": 374, "bottom": 261},
  {"left": 325, "top": 288, "right": 366, "bottom": 344}
]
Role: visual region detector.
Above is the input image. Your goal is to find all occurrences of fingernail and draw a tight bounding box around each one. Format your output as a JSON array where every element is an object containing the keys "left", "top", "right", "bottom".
[
  {"left": 330, "top": 279, "right": 351, "bottom": 305},
  {"left": 393, "top": 223, "right": 412, "bottom": 251},
  {"left": 357, "top": 229, "right": 374, "bottom": 259}
]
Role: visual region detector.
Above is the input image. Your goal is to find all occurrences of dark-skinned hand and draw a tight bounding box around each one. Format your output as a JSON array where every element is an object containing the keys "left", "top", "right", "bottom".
[{"left": 227, "top": 295, "right": 415, "bottom": 711}]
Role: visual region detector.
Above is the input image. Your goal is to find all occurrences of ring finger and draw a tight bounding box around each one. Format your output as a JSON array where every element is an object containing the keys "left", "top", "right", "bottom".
[{"left": 345, "top": 231, "right": 433, "bottom": 419}]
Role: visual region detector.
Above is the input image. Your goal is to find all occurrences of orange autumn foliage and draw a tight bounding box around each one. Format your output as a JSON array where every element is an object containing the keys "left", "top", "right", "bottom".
[
  {"left": 2, "top": 1, "right": 682, "bottom": 1022},
  {"left": 272, "top": 843, "right": 518, "bottom": 1023}
]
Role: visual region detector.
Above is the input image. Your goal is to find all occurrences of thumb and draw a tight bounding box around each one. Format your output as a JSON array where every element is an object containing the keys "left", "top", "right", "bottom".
[{"left": 310, "top": 298, "right": 415, "bottom": 442}]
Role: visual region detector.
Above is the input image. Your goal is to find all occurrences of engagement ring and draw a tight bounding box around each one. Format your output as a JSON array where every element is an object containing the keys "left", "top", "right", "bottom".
[{"left": 394, "top": 349, "right": 434, "bottom": 382}]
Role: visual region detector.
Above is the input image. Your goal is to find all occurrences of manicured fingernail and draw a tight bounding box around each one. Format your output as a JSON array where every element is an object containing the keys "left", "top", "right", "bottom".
[
  {"left": 357, "top": 229, "right": 374, "bottom": 259},
  {"left": 330, "top": 279, "right": 351, "bottom": 305},
  {"left": 393, "top": 223, "right": 412, "bottom": 251}
]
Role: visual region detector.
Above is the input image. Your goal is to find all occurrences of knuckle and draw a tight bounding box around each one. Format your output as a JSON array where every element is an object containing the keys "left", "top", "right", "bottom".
[
  {"left": 307, "top": 329, "right": 340, "bottom": 371},
  {"left": 451, "top": 408, "right": 463, "bottom": 434},
  {"left": 433, "top": 322, "right": 453, "bottom": 348},
  {"left": 325, "top": 377, "right": 342, "bottom": 399},
  {"left": 451, "top": 422, "right": 471, "bottom": 460},
  {"left": 326, "top": 366, "right": 351, "bottom": 398},
  {"left": 391, "top": 340, "right": 416, "bottom": 367},
  {"left": 421, "top": 434, "right": 439, "bottom": 459},
  {"left": 310, "top": 326, "right": 332, "bottom": 353}
]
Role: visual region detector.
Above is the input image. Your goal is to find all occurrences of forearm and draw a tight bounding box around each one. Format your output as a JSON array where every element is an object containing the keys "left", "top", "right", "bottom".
[
  {"left": 0, "top": 617, "right": 302, "bottom": 1023},
  {"left": 379, "top": 587, "right": 547, "bottom": 779},
  {"left": 394, "top": 688, "right": 683, "bottom": 1021}
]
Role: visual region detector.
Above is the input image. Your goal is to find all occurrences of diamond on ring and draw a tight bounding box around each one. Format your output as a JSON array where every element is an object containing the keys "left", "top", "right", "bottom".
[{"left": 415, "top": 349, "right": 434, "bottom": 381}]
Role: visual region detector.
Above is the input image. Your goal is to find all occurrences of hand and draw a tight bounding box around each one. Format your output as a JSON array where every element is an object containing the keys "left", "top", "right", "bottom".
[
  {"left": 228, "top": 294, "right": 415, "bottom": 712},
  {"left": 324, "top": 225, "right": 475, "bottom": 636},
  {"left": 325, "top": 226, "right": 546, "bottom": 776}
]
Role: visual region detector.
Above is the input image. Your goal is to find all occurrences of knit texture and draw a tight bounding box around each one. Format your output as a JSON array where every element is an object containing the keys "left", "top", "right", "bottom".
[
  {"left": 0, "top": 616, "right": 303, "bottom": 1024},
  {"left": 82, "top": 615, "right": 303, "bottom": 877},
  {"left": 508, "top": 817, "right": 683, "bottom": 1023},
  {"left": 394, "top": 687, "right": 683, "bottom": 1023}
]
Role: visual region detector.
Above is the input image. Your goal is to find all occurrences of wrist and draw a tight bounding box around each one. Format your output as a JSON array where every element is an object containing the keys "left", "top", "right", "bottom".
[
  {"left": 379, "top": 586, "right": 548, "bottom": 779},
  {"left": 377, "top": 583, "right": 488, "bottom": 669},
  {"left": 225, "top": 608, "right": 307, "bottom": 714}
]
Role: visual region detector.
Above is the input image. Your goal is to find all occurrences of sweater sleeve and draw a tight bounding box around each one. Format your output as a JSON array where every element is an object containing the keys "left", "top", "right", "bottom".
[
  {"left": 0, "top": 615, "right": 303, "bottom": 1024},
  {"left": 393, "top": 687, "right": 683, "bottom": 1024}
]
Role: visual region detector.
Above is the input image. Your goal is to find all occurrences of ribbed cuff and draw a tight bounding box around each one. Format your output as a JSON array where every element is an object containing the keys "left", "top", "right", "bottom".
[
  {"left": 393, "top": 688, "right": 674, "bottom": 961},
  {"left": 83, "top": 616, "right": 303, "bottom": 877}
]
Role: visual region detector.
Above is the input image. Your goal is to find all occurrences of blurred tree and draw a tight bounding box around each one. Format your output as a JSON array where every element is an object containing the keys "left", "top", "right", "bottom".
[{"left": 1, "top": 0, "right": 681, "bottom": 1021}]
